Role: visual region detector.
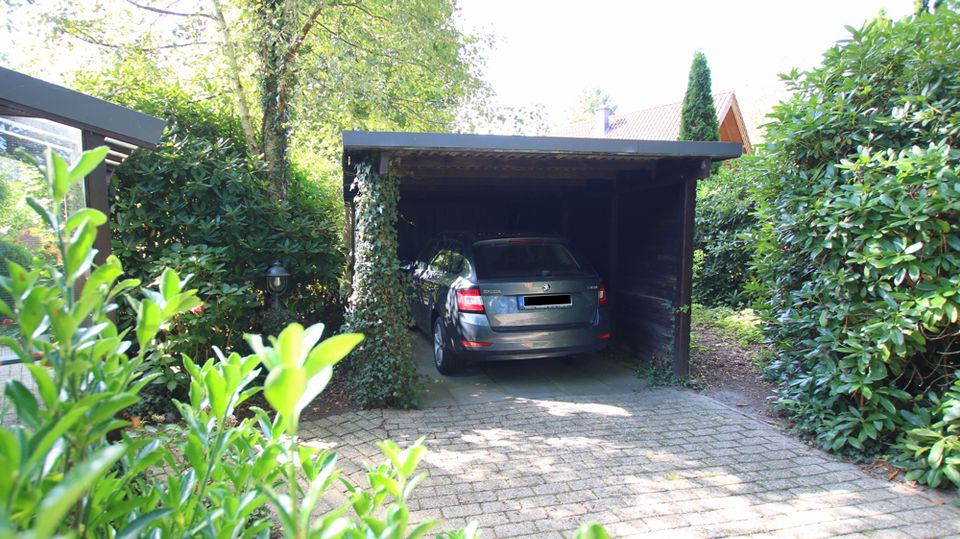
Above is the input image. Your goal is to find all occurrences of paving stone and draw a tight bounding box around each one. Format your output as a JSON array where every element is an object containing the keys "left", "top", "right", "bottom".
[{"left": 300, "top": 389, "right": 960, "bottom": 538}]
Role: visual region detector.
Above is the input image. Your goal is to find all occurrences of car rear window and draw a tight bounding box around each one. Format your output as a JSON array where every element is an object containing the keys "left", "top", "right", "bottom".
[{"left": 473, "top": 241, "right": 584, "bottom": 279}]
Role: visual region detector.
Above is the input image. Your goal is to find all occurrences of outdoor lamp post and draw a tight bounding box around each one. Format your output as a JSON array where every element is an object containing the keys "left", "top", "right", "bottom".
[{"left": 265, "top": 261, "right": 289, "bottom": 309}]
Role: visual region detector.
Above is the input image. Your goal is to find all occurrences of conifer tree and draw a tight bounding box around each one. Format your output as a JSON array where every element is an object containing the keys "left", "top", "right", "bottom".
[{"left": 679, "top": 51, "right": 720, "bottom": 142}]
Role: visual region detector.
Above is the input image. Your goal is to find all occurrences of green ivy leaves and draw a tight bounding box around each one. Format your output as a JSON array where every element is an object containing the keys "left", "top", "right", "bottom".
[{"left": 343, "top": 162, "right": 419, "bottom": 408}]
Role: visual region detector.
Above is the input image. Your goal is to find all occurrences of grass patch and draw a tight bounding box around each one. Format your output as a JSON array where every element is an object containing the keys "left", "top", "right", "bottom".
[{"left": 692, "top": 303, "right": 763, "bottom": 347}]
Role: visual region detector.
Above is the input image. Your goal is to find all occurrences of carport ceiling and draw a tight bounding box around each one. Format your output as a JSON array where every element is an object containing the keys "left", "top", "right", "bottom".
[{"left": 342, "top": 131, "right": 743, "bottom": 190}]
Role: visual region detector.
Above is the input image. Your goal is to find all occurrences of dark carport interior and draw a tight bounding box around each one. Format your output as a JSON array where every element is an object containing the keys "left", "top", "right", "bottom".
[{"left": 342, "top": 131, "right": 741, "bottom": 376}]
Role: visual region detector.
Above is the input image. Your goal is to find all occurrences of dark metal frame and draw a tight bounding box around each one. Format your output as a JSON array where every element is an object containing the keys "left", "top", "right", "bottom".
[
  {"left": 0, "top": 67, "right": 166, "bottom": 264},
  {"left": 342, "top": 130, "right": 741, "bottom": 378}
]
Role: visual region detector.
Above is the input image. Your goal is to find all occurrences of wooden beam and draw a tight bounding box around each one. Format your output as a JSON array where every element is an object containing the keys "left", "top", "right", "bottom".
[
  {"left": 608, "top": 179, "right": 619, "bottom": 314},
  {"left": 672, "top": 159, "right": 710, "bottom": 378},
  {"left": 393, "top": 154, "right": 656, "bottom": 180},
  {"left": 408, "top": 170, "right": 621, "bottom": 182},
  {"left": 399, "top": 177, "right": 599, "bottom": 190},
  {"left": 379, "top": 152, "right": 390, "bottom": 175},
  {"left": 82, "top": 131, "right": 111, "bottom": 266},
  {"left": 344, "top": 200, "right": 356, "bottom": 295}
]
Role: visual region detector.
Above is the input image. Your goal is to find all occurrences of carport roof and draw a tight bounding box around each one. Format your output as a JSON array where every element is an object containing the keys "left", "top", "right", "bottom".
[{"left": 342, "top": 130, "right": 743, "bottom": 162}]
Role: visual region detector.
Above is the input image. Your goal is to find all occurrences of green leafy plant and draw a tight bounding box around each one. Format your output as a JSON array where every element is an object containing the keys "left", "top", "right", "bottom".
[
  {"left": 18, "top": 148, "right": 610, "bottom": 538},
  {"left": 753, "top": 4, "right": 960, "bottom": 476},
  {"left": 637, "top": 357, "right": 705, "bottom": 390},
  {"left": 0, "top": 147, "right": 519, "bottom": 538},
  {"left": 94, "top": 78, "right": 344, "bottom": 407},
  {"left": 343, "top": 161, "right": 419, "bottom": 408},
  {"left": 895, "top": 372, "right": 960, "bottom": 489},
  {"left": 0, "top": 146, "right": 202, "bottom": 535},
  {"left": 0, "top": 238, "right": 32, "bottom": 317},
  {"left": 693, "top": 155, "right": 765, "bottom": 307}
]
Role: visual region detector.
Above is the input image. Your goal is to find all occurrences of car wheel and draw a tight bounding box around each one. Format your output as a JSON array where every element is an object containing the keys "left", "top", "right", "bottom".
[{"left": 433, "top": 318, "right": 462, "bottom": 375}]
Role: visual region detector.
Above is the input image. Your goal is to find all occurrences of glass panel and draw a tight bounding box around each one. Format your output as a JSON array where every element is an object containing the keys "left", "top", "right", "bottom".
[
  {"left": 0, "top": 116, "right": 84, "bottom": 367},
  {"left": 474, "top": 241, "right": 584, "bottom": 279}
]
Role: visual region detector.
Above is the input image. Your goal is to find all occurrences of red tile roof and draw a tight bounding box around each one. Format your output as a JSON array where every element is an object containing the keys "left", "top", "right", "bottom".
[{"left": 552, "top": 91, "right": 739, "bottom": 141}]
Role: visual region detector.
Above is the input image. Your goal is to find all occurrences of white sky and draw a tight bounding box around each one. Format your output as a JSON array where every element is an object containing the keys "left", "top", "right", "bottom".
[
  {"left": 2, "top": 0, "right": 915, "bottom": 141},
  {"left": 456, "top": 0, "right": 913, "bottom": 138}
]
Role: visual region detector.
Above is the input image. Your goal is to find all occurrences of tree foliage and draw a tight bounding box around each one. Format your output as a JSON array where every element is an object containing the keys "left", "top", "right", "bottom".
[
  {"left": 31, "top": 0, "right": 490, "bottom": 197},
  {"left": 754, "top": 5, "right": 960, "bottom": 488},
  {"left": 343, "top": 161, "right": 418, "bottom": 409},
  {"left": 679, "top": 52, "right": 719, "bottom": 142},
  {"left": 566, "top": 88, "right": 619, "bottom": 124},
  {"left": 693, "top": 155, "right": 764, "bottom": 307},
  {"left": 75, "top": 70, "right": 344, "bottom": 407}
]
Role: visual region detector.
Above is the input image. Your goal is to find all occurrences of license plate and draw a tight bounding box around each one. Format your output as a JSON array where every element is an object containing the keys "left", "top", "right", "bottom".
[{"left": 519, "top": 294, "right": 572, "bottom": 309}]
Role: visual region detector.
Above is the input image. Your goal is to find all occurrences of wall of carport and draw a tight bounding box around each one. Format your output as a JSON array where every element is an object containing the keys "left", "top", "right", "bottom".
[
  {"left": 342, "top": 133, "right": 738, "bottom": 378},
  {"left": 388, "top": 158, "right": 706, "bottom": 376}
]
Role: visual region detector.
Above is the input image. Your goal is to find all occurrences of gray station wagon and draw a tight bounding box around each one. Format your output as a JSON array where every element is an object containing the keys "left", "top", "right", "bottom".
[{"left": 403, "top": 233, "right": 611, "bottom": 374}]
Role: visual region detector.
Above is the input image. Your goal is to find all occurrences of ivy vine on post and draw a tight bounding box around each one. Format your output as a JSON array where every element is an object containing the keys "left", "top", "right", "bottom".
[{"left": 344, "top": 159, "right": 419, "bottom": 408}]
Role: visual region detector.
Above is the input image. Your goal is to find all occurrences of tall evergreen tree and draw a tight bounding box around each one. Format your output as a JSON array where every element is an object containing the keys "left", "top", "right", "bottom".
[{"left": 679, "top": 52, "right": 720, "bottom": 142}]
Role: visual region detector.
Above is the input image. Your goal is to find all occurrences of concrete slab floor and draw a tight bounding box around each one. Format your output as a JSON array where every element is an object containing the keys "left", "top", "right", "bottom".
[{"left": 411, "top": 330, "right": 646, "bottom": 408}]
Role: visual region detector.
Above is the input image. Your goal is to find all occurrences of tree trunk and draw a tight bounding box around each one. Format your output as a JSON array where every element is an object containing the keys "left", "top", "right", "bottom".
[
  {"left": 209, "top": 0, "right": 259, "bottom": 158},
  {"left": 257, "top": 0, "right": 291, "bottom": 199}
]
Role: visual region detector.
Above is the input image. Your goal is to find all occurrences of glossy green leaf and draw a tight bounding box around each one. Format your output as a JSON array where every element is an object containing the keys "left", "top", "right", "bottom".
[
  {"left": 67, "top": 145, "right": 109, "bottom": 184},
  {"left": 304, "top": 333, "right": 364, "bottom": 378},
  {"left": 136, "top": 300, "right": 161, "bottom": 347},
  {"left": 160, "top": 268, "right": 182, "bottom": 300},
  {"left": 65, "top": 208, "right": 108, "bottom": 233},
  {"left": 264, "top": 367, "right": 306, "bottom": 425},
  {"left": 33, "top": 444, "right": 126, "bottom": 539},
  {"left": 275, "top": 323, "right": 306, "bottom": 368},
  {"left": 115, "top": 508, "right": 172, "bottom": 539},
  {"left": 5, "top": 380, "right": 40, "bottom": 427},
  {"left": 48, "top": 150, "right": 70, "bottom": 204}
]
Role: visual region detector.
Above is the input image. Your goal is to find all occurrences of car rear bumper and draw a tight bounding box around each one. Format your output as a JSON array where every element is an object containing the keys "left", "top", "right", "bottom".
[{"left": 452, "top": 312, "right": 611, "bottom": 360}]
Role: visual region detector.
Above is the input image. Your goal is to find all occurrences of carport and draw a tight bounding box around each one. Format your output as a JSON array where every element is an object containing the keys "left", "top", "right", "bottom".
[{"left": 341, "top": 131, "right": 741, "bottom": 376}]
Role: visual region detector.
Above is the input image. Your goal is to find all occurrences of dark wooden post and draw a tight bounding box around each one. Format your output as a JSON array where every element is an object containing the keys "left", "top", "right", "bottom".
[
  {"left": 672, "top": 159, "right": 711, "bottom": 378},
  {"left": 607, "top": 180, "right": 619, "bottom": 312},
  {"left": 82, "top": 131, "right": 111, "bottom": 265}
]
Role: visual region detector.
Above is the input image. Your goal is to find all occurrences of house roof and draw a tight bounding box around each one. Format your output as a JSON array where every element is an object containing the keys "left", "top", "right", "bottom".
[
  {"left": 551, "top": 91, "right": 748, "bottom": 146},
  {"left": 0, "top": 67, "right": 166, "bottom": 172}
]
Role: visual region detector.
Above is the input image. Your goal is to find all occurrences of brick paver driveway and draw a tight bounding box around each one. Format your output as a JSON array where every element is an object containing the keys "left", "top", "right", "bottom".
[{"left": 301, "top": 388, "right": 959, "bottom": 538}]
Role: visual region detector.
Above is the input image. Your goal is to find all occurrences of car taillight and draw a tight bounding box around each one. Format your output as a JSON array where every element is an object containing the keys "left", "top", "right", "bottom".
[
  {"left": 456, "top": 287, "right": 485, "bottom": 313},
  {"left": 598, "top": 332, "right": 611, "bottom": 340},
  {"left": 461, "top": 339, "right": 492, "bottom": 347},
  {"left": 598, "top": 285, "right": 608, "bottom": 305}
]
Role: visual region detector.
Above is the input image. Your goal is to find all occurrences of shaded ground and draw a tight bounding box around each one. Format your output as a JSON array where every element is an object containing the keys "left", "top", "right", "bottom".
[
  {"left": 299, "top": 371, "right": 359, "bottom": 420},
  {"left": 413, "top": 331, "right": 646, "bottom": 408},
  {"left": 689, "top": 323, "right": 778, "bottom": 422}
]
